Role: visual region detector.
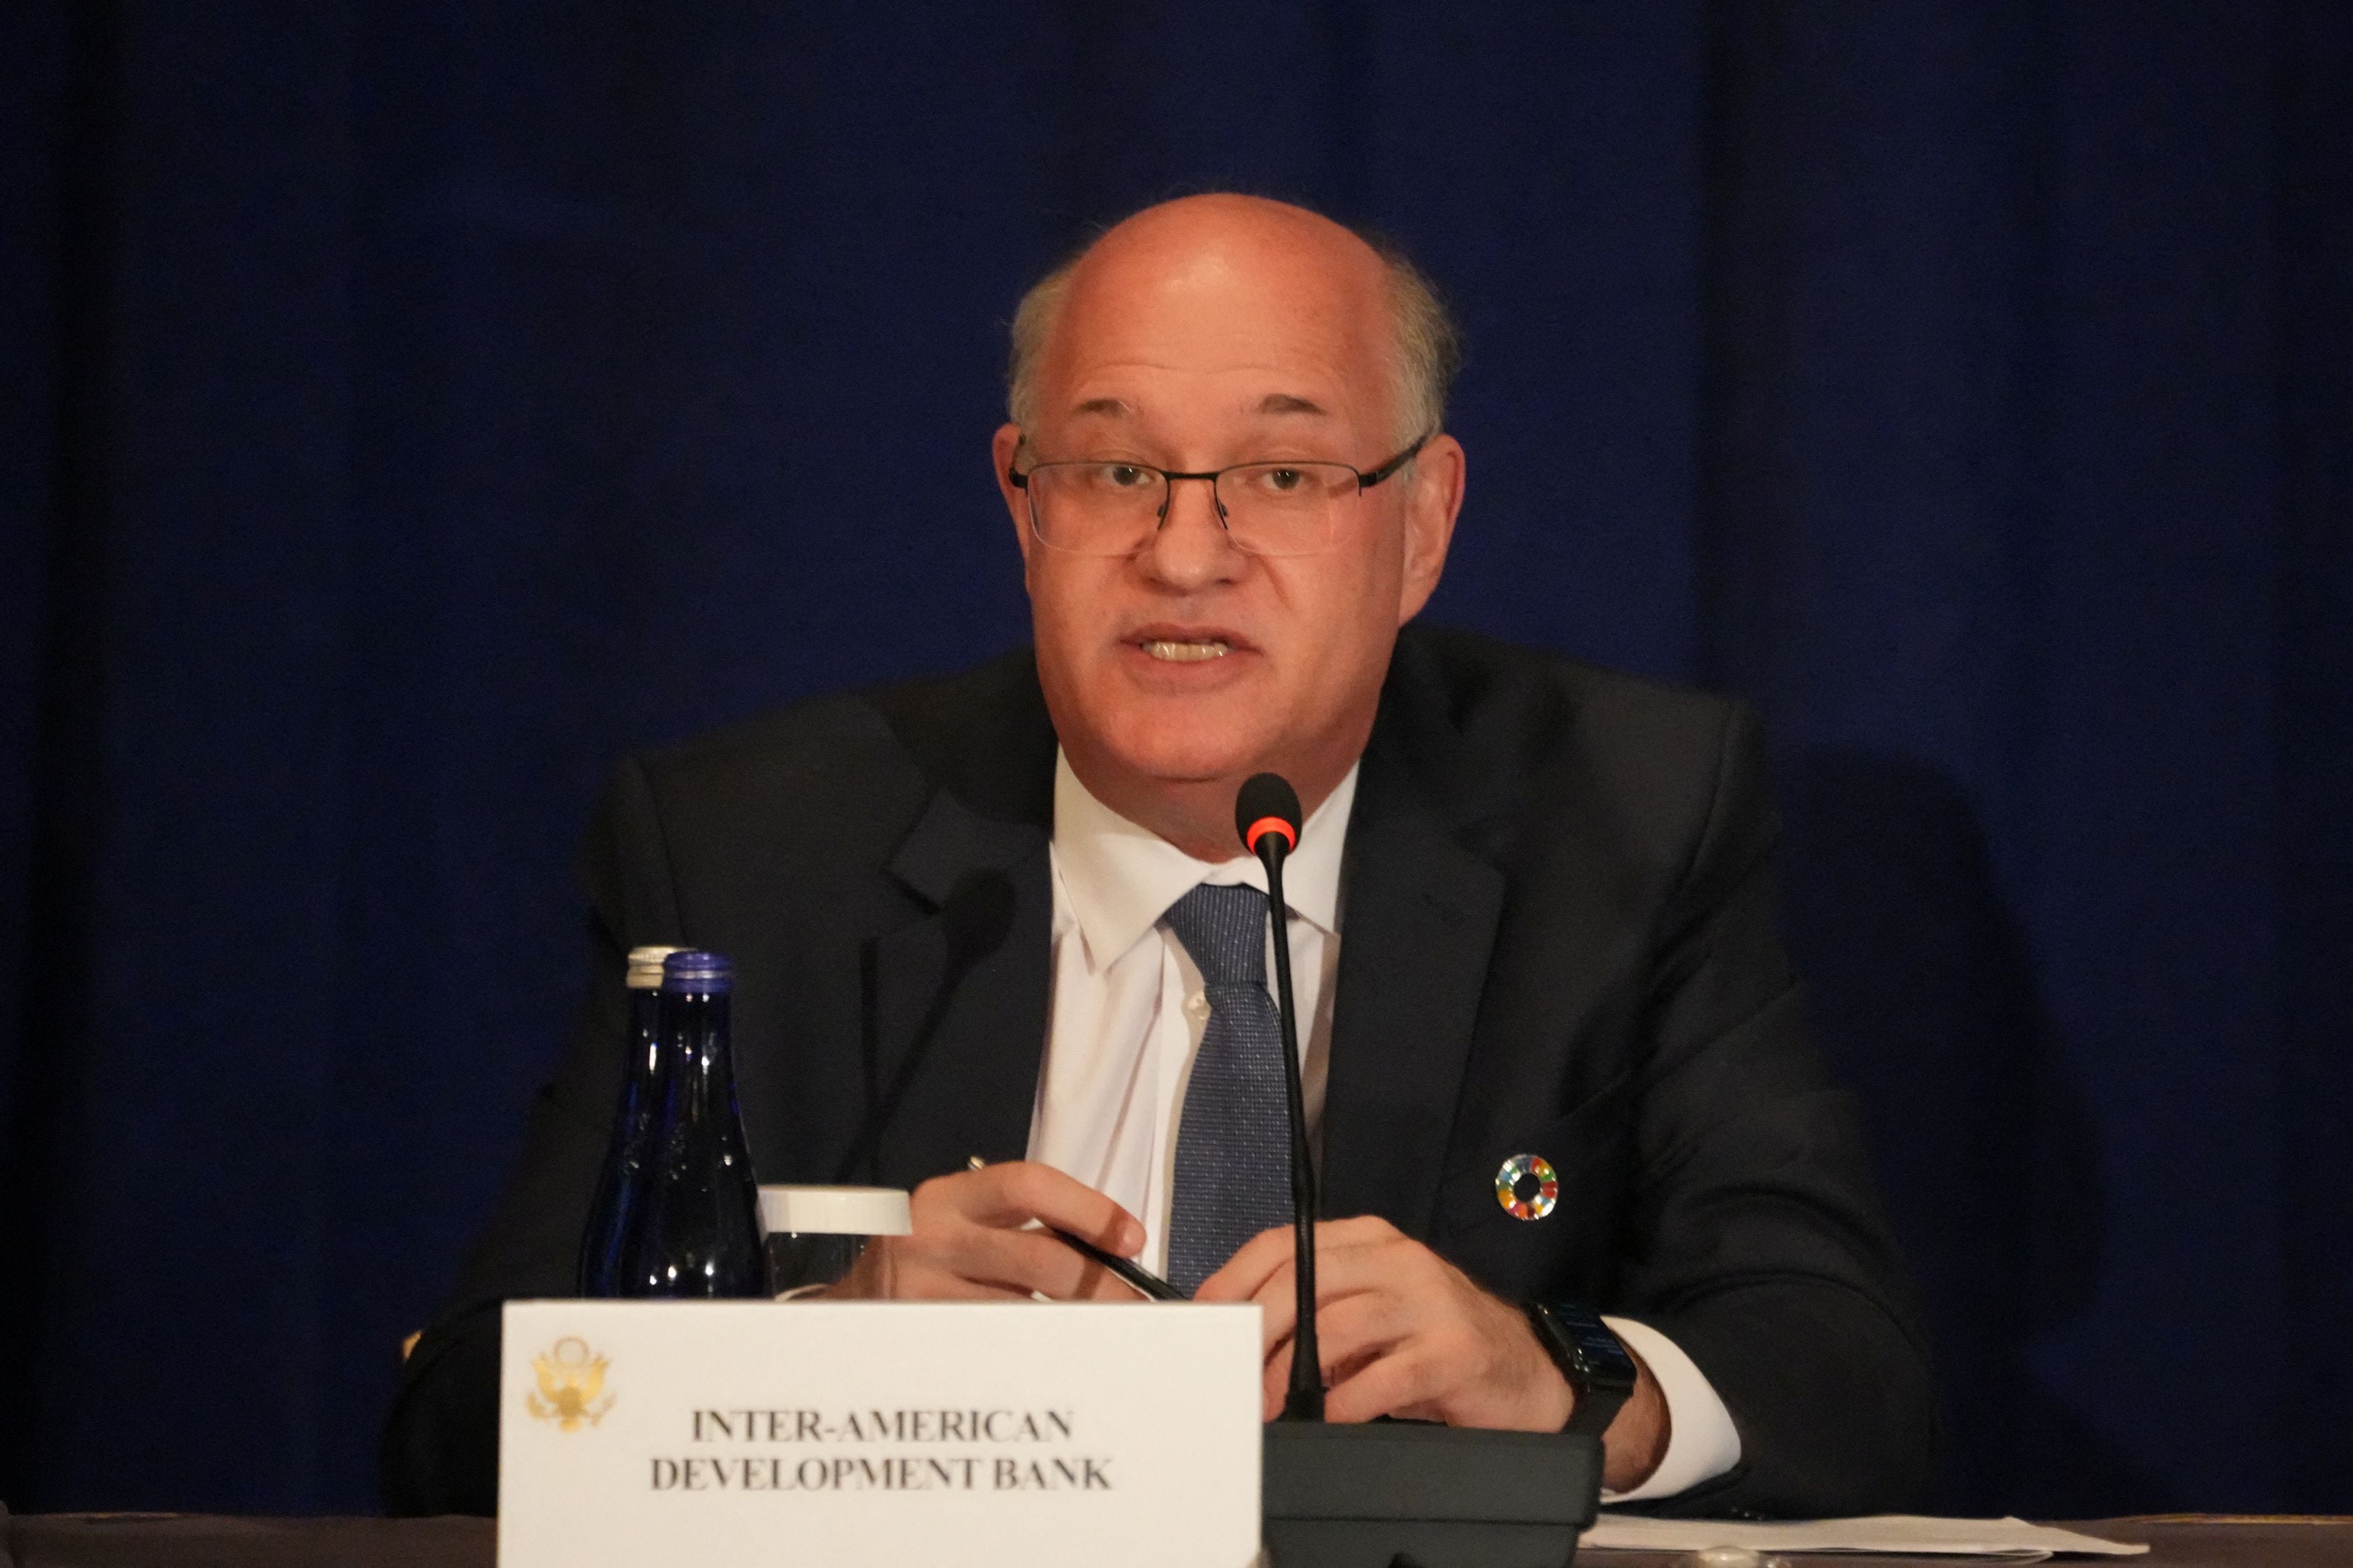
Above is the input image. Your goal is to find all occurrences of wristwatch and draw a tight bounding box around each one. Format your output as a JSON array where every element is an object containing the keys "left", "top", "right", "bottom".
[{"left": 1525, "top": 1300, "right": 1638, "bottom": 1438}]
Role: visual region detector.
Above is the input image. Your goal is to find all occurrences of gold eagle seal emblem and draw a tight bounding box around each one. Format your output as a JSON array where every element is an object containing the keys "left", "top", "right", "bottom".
[{"left": 524, "top": 1336, "right": 614, "bottom": 1431}]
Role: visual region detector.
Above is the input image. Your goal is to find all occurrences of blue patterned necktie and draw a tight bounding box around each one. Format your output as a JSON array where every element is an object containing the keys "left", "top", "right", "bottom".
[{"left": 1163, "top": 881, "right": 1295, "bottom": 1297}]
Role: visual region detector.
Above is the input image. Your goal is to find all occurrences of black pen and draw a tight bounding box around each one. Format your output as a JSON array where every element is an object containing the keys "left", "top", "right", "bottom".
[
  {"left": 965, "top": 1155, "right": 1184, "bottom": 1301},
  {"left": 1047, "top": 1227, "right": 1185, "bottom": 1302}
]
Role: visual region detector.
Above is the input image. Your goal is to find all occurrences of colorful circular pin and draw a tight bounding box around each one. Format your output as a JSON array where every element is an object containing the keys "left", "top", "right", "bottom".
[{"left": 1495, "top": 1153, "right": 1559, "bottom": 1221}]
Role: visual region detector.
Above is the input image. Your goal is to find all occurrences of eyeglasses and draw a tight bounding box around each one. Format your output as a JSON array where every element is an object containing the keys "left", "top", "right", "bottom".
[{"left": 1007, "top": 431, "right": 1433, "bottom": 558}]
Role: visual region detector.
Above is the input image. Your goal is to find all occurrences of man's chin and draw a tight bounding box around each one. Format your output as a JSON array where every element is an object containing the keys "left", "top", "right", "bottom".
[
  {"left": 1087, "top": 711, "right": 1275, "bottom": 794},
  {"left": 1108, "top": 741, "right": 1267, "bottom": 790}
]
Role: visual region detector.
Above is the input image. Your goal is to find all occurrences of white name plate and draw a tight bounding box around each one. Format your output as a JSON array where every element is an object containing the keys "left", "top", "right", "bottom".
[{"left": 497, "top": 1299, "right": 1262, "bottom": 1568}]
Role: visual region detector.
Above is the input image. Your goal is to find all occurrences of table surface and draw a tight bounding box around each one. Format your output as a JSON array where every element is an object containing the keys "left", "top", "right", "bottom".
[{"left": 6, "top": 1512, "right": 2350, "bottom": 1567}]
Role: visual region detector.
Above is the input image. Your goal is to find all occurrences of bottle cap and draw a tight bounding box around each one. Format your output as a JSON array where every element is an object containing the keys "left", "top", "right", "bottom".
[
  {"left": 624, "top": 945, "right": 686, "bottom": 990},
  {"left": 661, "top": 949, "right": 733, "bottom": 994},
  {"left": 758, "top": 1186, "right": 914, "bottom": 1237}
]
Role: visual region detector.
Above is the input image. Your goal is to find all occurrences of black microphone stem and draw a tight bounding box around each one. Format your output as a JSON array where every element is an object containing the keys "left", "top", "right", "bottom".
[{"left": 1259, "top": 838, "right": 1324, "bottom": 1422}]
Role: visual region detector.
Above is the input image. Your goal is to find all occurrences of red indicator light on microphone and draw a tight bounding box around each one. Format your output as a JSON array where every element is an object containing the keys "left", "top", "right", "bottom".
[{"left": 1243, "top": 815, "right": 1298, "bottom": 854}]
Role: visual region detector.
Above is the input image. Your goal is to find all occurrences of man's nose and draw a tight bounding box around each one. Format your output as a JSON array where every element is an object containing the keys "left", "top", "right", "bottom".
[{"left": 1139, "top": 474, "right": 1242, "bottom": 589}]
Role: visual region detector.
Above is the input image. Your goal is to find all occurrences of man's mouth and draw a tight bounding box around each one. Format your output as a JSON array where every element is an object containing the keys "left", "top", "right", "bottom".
[{"left": 1138, "top": 638, "right": 1232, "bottom": 663}]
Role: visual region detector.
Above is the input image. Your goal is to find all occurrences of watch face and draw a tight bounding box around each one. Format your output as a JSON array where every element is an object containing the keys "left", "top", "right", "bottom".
[{"left": 1537, "top": 1303, "right": 1638, "bottom": 1391}]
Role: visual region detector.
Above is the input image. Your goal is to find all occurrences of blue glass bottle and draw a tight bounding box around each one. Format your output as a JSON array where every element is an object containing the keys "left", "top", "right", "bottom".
[
  {"left": 612, "top": 950, "right": 770, "bottom": 1297},
  {"left": 577, "top": 944, "right": 683, "bottom": 1296}
]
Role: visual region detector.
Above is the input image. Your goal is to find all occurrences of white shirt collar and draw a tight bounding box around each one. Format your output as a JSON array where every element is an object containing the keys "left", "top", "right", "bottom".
[{"left": 1050, "top": 749, "right": 1357, "bottom": 973}]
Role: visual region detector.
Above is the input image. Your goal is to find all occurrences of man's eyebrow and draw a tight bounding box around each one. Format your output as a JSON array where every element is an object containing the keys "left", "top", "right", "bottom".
[{"left": 1063, "top": 393, "right": 1329, "bottom": 419}]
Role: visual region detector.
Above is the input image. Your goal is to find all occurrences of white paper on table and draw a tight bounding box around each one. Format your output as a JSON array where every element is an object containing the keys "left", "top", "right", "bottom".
[{"left": 1581, "top": 1511, "right": 2149, "bottom": 1559}]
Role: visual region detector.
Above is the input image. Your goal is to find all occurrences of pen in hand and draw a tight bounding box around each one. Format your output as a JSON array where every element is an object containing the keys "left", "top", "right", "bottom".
[
  {"left": 1047, "top": 1227, "right": 1185, "bottom": 1302},
  {"left": 966, "top": 1155, "right": 1185, "bottom": 1302}
]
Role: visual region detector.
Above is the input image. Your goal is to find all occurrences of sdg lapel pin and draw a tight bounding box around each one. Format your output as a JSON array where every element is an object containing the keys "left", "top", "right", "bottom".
[{"left": 1495, "top": 1153, "right": 1559, "bottom": 1221}]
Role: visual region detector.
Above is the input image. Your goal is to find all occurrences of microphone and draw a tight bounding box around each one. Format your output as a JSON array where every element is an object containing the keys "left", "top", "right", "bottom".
[
  {"left": 1240, "top": 772, "right": 1603, "bottom": 1567},
  {"left": 1234, "top": 774, "right": 1320, "bottom": 1422}
]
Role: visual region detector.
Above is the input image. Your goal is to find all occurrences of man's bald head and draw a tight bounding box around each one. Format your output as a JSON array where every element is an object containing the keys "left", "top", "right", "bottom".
[{"left": 1006, "top": 194, "right": 1460, "bottom": 448}]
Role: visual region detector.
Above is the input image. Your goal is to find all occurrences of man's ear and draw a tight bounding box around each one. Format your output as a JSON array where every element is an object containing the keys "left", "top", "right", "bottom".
[
  {"left": 1396, "top": 433, "right": 1466, "bottom": 624},
  {"left": 993, "top": 423, "right": 1038, "bottom": 575}
]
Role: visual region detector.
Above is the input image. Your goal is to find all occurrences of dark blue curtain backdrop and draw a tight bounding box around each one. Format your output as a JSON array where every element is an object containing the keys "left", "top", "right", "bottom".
[{"left": 3, "top": 0, "right": 2347, "bottom": 1520}]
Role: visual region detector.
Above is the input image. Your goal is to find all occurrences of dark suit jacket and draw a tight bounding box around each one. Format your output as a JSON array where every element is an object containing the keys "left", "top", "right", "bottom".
[{"left": 381, "top": 625, "right": 1936, "bottom": 1518}]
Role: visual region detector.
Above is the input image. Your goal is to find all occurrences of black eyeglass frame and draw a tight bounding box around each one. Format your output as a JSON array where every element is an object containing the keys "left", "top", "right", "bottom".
[{"left": 1006, "top": 429, "right": 1435, "bottom": 552}]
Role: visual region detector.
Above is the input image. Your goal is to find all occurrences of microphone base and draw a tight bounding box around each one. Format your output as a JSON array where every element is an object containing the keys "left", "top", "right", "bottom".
[{"left": 1263, "top": 1421, "right": 1603, "bottom": 1568}]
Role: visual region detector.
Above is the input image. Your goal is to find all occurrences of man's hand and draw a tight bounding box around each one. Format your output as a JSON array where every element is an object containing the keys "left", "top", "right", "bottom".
[
  {"left": 828, "top": 1161, "right": 1146, "bottom": 1302},
  {"left": 1195, "top": 1215, "right": 1671, "bottom": 1492}
]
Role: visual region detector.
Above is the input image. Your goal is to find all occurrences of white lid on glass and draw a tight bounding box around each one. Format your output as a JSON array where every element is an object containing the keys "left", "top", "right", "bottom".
[{"left": 758, "top": 1185, "right": 913, "bottom": 1237}]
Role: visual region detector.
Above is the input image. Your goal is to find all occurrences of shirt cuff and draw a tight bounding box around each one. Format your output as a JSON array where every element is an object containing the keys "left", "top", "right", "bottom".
[{"left": 1596, "top": 1315, "right": 1743, "bottom": 1502}]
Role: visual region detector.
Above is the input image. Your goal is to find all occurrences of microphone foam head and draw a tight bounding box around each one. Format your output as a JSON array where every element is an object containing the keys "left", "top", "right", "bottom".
[{"left": 1235, "top": 772, "right": 1303, "bottom": 855}]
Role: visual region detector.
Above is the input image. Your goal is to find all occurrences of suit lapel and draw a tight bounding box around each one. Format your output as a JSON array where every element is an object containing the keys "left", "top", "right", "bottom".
[
  {"left": 861, "top": 794, "right": 1051, "bottom": 1189},
  {"left": 845, "top": 653, "right": 1059, "bottom": 1189},
  {"left": 1320, "top": 702, "right": 1508, "bottom": 1241}
]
